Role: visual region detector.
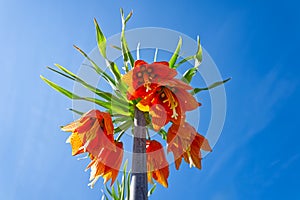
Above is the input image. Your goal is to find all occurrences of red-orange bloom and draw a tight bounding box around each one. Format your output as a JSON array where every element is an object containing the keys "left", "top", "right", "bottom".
[
  {"left": 146, "top": 140, "right": 170, "bottom": 188},
  {"left": 137, "top": 79, "right": 201, "bottom": 131},
  {"left": 61, "top": 110, "right": 123, "bottom": 187},
  {"left": 167, "top": 122, "right": 212, "bottom": 170},
  {"left": 122, "top": 60, "right": 177, "bottom": 100},
  {"left": 61, "top": 109, "right": 115, "bottom": 156},
  {"left": 86, "top": 141, "right": 124, "bottom": 187}
]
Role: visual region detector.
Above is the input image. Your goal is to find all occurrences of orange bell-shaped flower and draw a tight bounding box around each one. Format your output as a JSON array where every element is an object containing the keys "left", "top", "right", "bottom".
[
  {"left": 146, "top": 140, "right": 170, "bottom": 188},
  {"left": 167, "top": 122, "right": 212, "bottom": 170},
  {"left": 61, "top": 109, "right": 115, "bottom": 156},
  {"left": 86, "top": 141, "right": 124, "bottom": 187}
]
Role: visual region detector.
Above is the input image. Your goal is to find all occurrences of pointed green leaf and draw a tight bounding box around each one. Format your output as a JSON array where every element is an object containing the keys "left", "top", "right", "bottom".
[
  {"left": 126, "top": 170, "right": 131, "bottom": 200},
  {"left": 120, "top": 9, "right": 134, "bottom": 70},
  {"left": 120, "top": 160, "right": 128, "bottom": 200},
  {"left": 147, "top": 183, "right": 156, "bottom": 197},
  {"left": 40, "top": 76, "right": 81, "bottom": 99},
  {"left": 68, "top": 108, "right": 84, "bottom": 115},
  {"left": 173, "top": 55, "right": 194, "bottom": 68},
  {"left": 195, "top": 36, "right": 202, "bottom": 66},
  {"left": 169, "top": 37, "right": 182, "bottom": 69},
  {"left": 46, "top": 66, "right": 75, "bottom": 81},
  {"left": 53, "top": 64, "right": 114, "bottom": 101},
  {"left": 158, "top": 129, "right": 167, "bottom": 140},
  {"left": 191, "top": 78, "right": 231, "bottom": 95},
  {"left": 182, "top": 66, "right": 198, "bottom": 84},
  {"left": 105, "top": 184, "right": 113, "bottom": 197},
  {"left": 94, "top": 18, "right": 107, "bottom": 58},
  {"left": 111, "top": 186, "right": 118, "bottom": 200},
  {"left": 73, "top": 45, "right": 116, "bottom": 88},
  {"left": 111, "top": 45, "right": 122, "bottom": 51}
]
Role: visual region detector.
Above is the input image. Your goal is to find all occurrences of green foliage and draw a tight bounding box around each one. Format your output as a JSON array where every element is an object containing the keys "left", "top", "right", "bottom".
[
  {"left": 102, "top": 161, "right": 131, "bottom": 200},
  {"left": 120, "top": 9, "right": 134, "bottom": 71},
  {"left": 191, "top": 78, "right": 232, "bottom": 95},
  {"left": 169, "top": 37, "right": 182, "bottom": 69},
  {"left": 181, "top": 37, "right": 203, "bottom": 83}
]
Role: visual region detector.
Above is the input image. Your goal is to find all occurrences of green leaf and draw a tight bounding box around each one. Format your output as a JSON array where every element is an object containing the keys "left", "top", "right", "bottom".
[
  {"left": 40, "top": 76, "right": 119, "bottom": 111},
  {"left": 73, "top": 45, "right": 116, "bottom": 88},
  {"left": 68, "top": 108, "right": 84, "bottom": 115},
  {"left": 93, "top": 19, "right": 122, "bottom": 83},
  {"left": 111, "top": 186, "right": 118, "bottom": 200},
  {"left": 40, "top": 76, "right": 80, "bottom": 99},
  {"left": 120, "top": 160, "right": 128, "bottom": 200},
  {"left": 105, "top": 184, "right": 113, "bottom": 197},
  {"left": 181, "top": 36, "right": 203, "bottom": 83},
  {"left": 94, "top": 18, "right": 107, "bottom": 58},
  {"left": 191, "top": 77, "right": 231, "bottom": 95},
  {"left": 169, "top": 37, "right": 182, "bottom": 69},
  {"left": 111, "top": 44, "right": 122, "bottom": 51},
  {"left": 182, "top": 67, "right": 198, "bottom": 84},
  {"left": 195, "top": 36, "right": 203, "bottom": 66},
  {"left": 50, "top": 64, "right": 112, "bottom": 101},
  {"left": 120, "top": 9, "right": 134, "bottom": 71},
  {"left": 158, "top": 129, "right": 167, "bottom": 140},
  {"left": 173, "top": 55, "right": 194, "bottom": 68},
  {"left": 126, "top": 170, "right": 131, "bottom": 200},
  {"left": 107, "top": 60, "right": 122, "bottom": 82},
  {"left": 147, "top": 183, "right": 157, "bottom": 197}
]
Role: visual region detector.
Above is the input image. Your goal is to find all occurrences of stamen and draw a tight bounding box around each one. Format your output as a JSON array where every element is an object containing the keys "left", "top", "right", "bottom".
[
  {"left": 144, "top": 81, "right": 151, "bottom": 92},
  {"left": 187, "top": 150, "right": 195, "bottom": 168},
  {"left": 162, "top": 88, "right": 179, "bottom": 119}
]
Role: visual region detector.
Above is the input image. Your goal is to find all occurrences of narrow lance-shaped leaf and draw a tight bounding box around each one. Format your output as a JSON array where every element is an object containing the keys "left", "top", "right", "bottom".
[
  {"left": 195, "top": 35, "right": 203, "bottom": 66},
  {"left": 158, "top": 129, "right": 167, "bottom": 140},
  {"left": 169, "top": 36, "right": 182, "bottom": 69},
  {"left": 48, "top": 64, "right": 112, "bottom": 101},
  {"left": 73, "top": 45, "right": 116, "bottom": 88},
  {"left": 40, "top": 75, "right": 81, "bottom": 99},
  {"left": 94, "top": 19, "right": 122, "bottom": 81},
  {"left": 126, "top": 170, "right": 131, "bottom": 200},
  {"left": 120, "top": 160, "right": 128, "bottom": 200},
  {"left": 111, "top": 185, "right": 118, "bottom": 200},
  {"left": 120, "top": 9, "right": 134, "bottom": 71},
  {"left": 68, "top": 108, "right": 84, "bottom": 115},
  {"left": 182, "top": 36, "right": 203, "bottom": 83},
  {"left": 40, "top": 76, "right": 114, "bottom": 111},
  {"left": 111, "top": 44, "right": 122, "bottom": 51},
  {"left": 94, "top": 18, "right": 107, "bottom": 58},
  {"left": 173, "top": 55, "right": 194, "bottom": 68},
  {"left": 48, "top": 65, "right": 130, "bottom": 112},
  {"left": 148, "top": 184, "right": 157, "bottom": 197},
  {"left": 191, "top": 77, "right": 231, "bottom": 95}
]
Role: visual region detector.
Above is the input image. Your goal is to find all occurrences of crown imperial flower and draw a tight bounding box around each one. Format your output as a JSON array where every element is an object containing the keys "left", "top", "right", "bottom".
[{"left": 146, "top": 140, "right": 170, "bottom": 188}]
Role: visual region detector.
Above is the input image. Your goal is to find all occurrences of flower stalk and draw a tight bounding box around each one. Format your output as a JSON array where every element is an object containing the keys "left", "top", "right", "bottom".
[{"left": 130, "top": 107, "right": 148, "bottom": 200}]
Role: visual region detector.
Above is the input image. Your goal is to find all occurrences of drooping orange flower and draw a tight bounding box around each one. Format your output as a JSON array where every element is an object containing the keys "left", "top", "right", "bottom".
[
  {"left": 146, "top": 140, "right": 170, "bottom": 188},
  {"left": 122, "top": 60, "right": 177, "bottom": 100},
  {"left": 167, "top": 122, "right": 212, "bottom": 170},
  {"left": 61, "top": 109, "right": 115, "bottom": 156},
  {"left": 61, "top": 110, "right": 124, "bottom": 187},
  {"left": 86, "top": 141, "right": 124, "bottom": 188},
  {"left": 137, "top": 79, "right": 201, "bottom": 131}
]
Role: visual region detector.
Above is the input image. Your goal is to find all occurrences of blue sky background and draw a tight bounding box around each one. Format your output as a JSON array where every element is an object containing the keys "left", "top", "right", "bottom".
[{"left": 1, "top": 0, "right": 299, "bottom": 199}]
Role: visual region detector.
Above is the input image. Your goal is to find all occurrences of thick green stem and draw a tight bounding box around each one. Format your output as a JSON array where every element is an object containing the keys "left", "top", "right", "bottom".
[{"left": 130, "top": 107, "right": 148, "bottom": 200}]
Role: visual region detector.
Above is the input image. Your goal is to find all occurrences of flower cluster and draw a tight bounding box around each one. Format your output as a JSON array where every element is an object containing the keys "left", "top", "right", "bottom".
[
  {"left": 122, "top": 60, "right": 212, "bottom": 187},
  {"left": 61, "top": 110, "right": 123, "bottom": 188}
]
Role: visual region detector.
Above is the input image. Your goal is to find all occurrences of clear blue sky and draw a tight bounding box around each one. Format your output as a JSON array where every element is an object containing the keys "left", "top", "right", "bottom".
[{"left": 1, "top": 0, "right": 299, "bottom": 199}]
